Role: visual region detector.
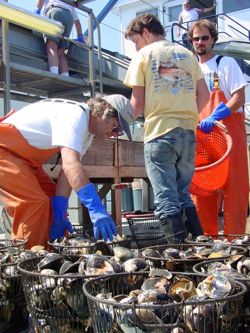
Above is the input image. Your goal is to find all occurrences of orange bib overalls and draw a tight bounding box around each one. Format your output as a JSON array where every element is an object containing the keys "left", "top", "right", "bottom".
[
  {"left": 193, "top": 75, "right": 249, "bottom": 235},
  {"left": 0, "top": 111, "right": 59, "bottom": 248}
]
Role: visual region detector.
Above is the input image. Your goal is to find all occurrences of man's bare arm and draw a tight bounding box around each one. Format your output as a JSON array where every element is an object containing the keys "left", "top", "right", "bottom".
[
  {"left": 196, "top": 78, "right": 210, "bottom": 114},
  {"left": 226, "top": 86, "right": 245, "bottom": 113},
  {"left": 130, "top": 86, "right": 145, "bottom": 120},
  {"left": 59, "top": 147, "right": 90, "bottom": 193}
]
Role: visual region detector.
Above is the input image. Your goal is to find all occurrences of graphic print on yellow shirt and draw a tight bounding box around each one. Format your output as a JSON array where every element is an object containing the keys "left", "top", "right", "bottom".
[{"left": 124, "top": 41, "right": 203, "bottom": 143}]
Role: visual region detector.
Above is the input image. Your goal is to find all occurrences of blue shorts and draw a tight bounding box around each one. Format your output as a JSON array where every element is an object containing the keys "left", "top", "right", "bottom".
[{"left": 45, "top": 6, "right": 74, "bottom": 49}]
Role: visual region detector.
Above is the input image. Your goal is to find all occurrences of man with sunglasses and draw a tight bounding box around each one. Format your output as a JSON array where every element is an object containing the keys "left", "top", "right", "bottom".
[
  {"left": 0, "top": 94, "right": 133, "bottom": 248},
  {"left": 124, "top": 14, "right": 210, "bottom": 243},
  {"left": 189, "top": 19, "right": 249, "bottom": 235},
  {"left": 178, "top": 0, "right": 216, "bottom": 49}
]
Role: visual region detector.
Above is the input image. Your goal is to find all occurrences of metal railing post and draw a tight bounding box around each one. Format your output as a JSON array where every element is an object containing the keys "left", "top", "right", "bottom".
[
  {"left": 93, "top": 16, "right": 103, "bottom": 95},
  {"left": 87, "top": 10, "right": 95, "bottom": 97},
  {"left": 2, "top": 19, "right": 11, "bottom": 115}
]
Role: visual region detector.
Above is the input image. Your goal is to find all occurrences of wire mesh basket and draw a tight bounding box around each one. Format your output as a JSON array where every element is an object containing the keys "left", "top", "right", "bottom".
[
  {"left": 18, "top": 255, "right": 95, "bottom": 333},
  {"left": 0, "top": 238, "right": 28, "bottom": 251},
  {"left": 83, "top": 271, "right": 246, "bottom": 333},
  {"left": 125, "top": 213, "right": 166, "bottom": 248},
  {"left": 190, "top": 125, "right": 232, "bottom": 196},
  {"left": 185, "top": 234, "right": 250, "bottom": 249},
  {"left": 193, "top": 259, "right": 250, "bottom": 329},
  {"left": 0, "top": 243, "right": 29, "bottom": 332},
  {"left": 48, "top": 235, "right": 131, "bottom": 259},
  {"left": 141, "top": 243, "right": 246, "bottom": 272}
]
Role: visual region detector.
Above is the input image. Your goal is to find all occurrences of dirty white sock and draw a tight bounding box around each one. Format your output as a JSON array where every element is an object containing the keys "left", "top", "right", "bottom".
[
  {"left": 61, "top": 72, "right": 69, "bottom": 77},
  {"left": 50, "top": 66, "right": 58, "bottom": 74}
]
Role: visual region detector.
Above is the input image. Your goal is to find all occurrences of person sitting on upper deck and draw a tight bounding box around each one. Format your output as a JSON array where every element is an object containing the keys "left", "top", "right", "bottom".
[
  {"left": 177, "top": 0, "right": 215, "bottom": 49},
  {"left": 35, "top": 0, "right": 84, "bottom": 76}
]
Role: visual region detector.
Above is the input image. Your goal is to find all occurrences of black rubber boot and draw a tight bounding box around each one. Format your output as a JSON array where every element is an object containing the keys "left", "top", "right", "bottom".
[
  {"left": 160, "top": 212, "right": 187, "bottom": 244},
  {"left": 182, "top": 207, "right": 203, "bottom": 237}
]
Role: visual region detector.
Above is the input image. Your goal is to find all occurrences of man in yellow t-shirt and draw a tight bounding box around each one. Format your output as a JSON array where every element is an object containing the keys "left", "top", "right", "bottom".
[{"left": 124, "top": 14, "right": 209, "bottom": 243}]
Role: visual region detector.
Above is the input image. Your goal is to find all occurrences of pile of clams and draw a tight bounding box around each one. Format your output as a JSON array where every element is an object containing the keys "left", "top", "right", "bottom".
[
  {"left": 83, "top": 269, "right": 246, "bottom": 333},
  {"left": 141, "top": 243, "right": 246, "bottom": 272},
  {"left": 186, "top": 234, "right": 250, "bottom": 247},
  {"left": 0, "top": 238, "right": 44, "bottom": 332},
  {"left": 193, "top": 254, "right": 250, "bottom": 329},
  {"left": 17, "top": 243, "right": 148, "bottom": 333},
  {"left": 48, "top": 234, "right": 130, "bottom": 258}
]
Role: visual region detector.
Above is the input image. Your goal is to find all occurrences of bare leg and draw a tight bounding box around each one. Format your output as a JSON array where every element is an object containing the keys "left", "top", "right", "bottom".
[
  {"left": 58, "top": 48, "right": 69, "bottom": 75},
  {"left": 46, "top": 40, "right": 59, "bottom": 73}
]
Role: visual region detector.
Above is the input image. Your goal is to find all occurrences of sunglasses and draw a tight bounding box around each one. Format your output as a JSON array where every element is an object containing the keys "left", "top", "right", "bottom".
[{"left": 192, "top": 35, "right": 210, "bottom": 42}]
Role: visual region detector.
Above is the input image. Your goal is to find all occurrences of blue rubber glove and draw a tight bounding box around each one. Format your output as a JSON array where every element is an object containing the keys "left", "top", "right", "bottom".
[
  {"left": 199, "top": 102, "right": 231, "bottom": 134},
  {"left": 50, "top": 196, "right": 73, "bottom": 240},
  {"left": 77, "top": 183, "right": 117, "bottom": 242},
  {"left": 34, "top": 8, "right": 41, "bottom": 14},
  {"left": 77, "top": 34, "right": 84, "bottom": 43}
]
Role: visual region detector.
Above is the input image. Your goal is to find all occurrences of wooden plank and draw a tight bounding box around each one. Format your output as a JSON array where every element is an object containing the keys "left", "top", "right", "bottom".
[
  {"left": 119, "top": 166, "right": 147, "bottom": 178},
  {"left": 81, "top": 139, "right": 114, "bottom": 166},
  {"left": 118, "top": 140, "right": 145, "bottom": 167}
]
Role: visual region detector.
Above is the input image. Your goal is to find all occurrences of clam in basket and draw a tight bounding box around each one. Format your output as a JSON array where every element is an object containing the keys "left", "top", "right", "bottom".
[
  {"left": 82, "top": 270, "right": 246, "bottom": 333},
  {"left": 0, "top": 238, "right": 29, "bottom": 333},
  {"left": 48, "top": 233, "right": 131, "bottom": 259},
  {"left": 190, "top": 123, "right": 232, "bottom": 196},
  {"left": 141, "top": 243, "right": 246, "bottom": 272},
  {"left": 17, "top": 254, "right": 93, "bottom": 333},
  {"left": 17, "top": 252, "right": 126, "bottom": 333},
  {"left": 185, "top": 233, "right": 250, "bottom": 248},
  {"left": 193, "top": 257, "right": 250, "bottom": 329}
]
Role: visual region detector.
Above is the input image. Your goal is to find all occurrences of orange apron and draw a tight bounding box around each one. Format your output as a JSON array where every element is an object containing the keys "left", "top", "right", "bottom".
[
  {"left": 0, "top": 112, "right": 59, "bottom": 248},
  {"left": 193, "top": 88, "right": 249, "bottom": 235}
]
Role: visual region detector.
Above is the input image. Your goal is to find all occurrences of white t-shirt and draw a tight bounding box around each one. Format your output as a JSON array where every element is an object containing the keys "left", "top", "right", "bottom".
[
  {"left": 200, "top": 55, "right": 248, "bottom": 112},
  {"left": 43, "top": 0, "right": 79, "bottom": 21},
  {"left": 179, "top": 8, "right": 202, "bottom": 30},
  {"left": 2, "top": 100, "right": 93, "bottom": 156}
]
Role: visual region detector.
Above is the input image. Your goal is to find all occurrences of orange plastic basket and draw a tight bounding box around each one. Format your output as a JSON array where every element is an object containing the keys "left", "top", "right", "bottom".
[{"left": 190, "top": 124, "right": 232, "bottom": 196}]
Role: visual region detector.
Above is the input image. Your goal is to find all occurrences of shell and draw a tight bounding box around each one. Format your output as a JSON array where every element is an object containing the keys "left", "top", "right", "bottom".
[
  {"left": 162, "top": 248, "right": 180, "bottom": 259},
  {"left": 237, "top": 257, "right": 250, "bottom": 275},
  {"left": 141, "top": 277, "right": 170, "bottom": 292},
  {"left": 59, "top": 260, "right": 80, "bottom": 275},
  {"left": 196, "top": 235, "right": 214, "bottom": 243},
  {"left": 137, "top": 289, "right": 169, "bottom": 304},
  {"left": 113, "top": 246, "right": 133, "bottom": 262},
  {"left": 169, "top": 276, "right": 196, "bottom": 300},
  {"left": 83, "top": 254, "right": 115, "bottom": 276},
  {"left": 197, "top": 273, "right": 234, "bottom": 299},
  {"left": 37, "top": 253, "right": 62, "bottom": 271},
  {"left": 141, "top": 248, "right": 162, "bottom": 258},
  {"left": 122, "top": 258, "right": 148, "bottom": 273}
]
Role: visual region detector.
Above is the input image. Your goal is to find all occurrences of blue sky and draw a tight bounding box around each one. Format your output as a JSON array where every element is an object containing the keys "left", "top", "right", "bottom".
[{"left": 8, "top": 0, "right": 121, "bottom": 52}]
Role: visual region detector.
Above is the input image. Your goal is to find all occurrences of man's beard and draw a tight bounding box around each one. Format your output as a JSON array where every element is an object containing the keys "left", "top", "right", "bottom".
[{"left": 195, "top": 48, "right": 207, "bottom": 56}]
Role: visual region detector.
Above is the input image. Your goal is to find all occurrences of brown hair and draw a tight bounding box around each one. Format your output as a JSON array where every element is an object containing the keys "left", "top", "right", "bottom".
[
  {"left": 87, "top": 95, "right": 118, "bottom": 119},
  {"left": 188, "top": 19, "right": 218, "bottom": 45},
  {"left": 125, "top": 14, "right": 165, "bottom": 39}
]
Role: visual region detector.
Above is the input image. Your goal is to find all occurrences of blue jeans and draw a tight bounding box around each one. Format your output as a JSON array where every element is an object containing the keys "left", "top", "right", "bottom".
[{"left": 144, "top": 128, "right": 196, "bottom": 220}]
